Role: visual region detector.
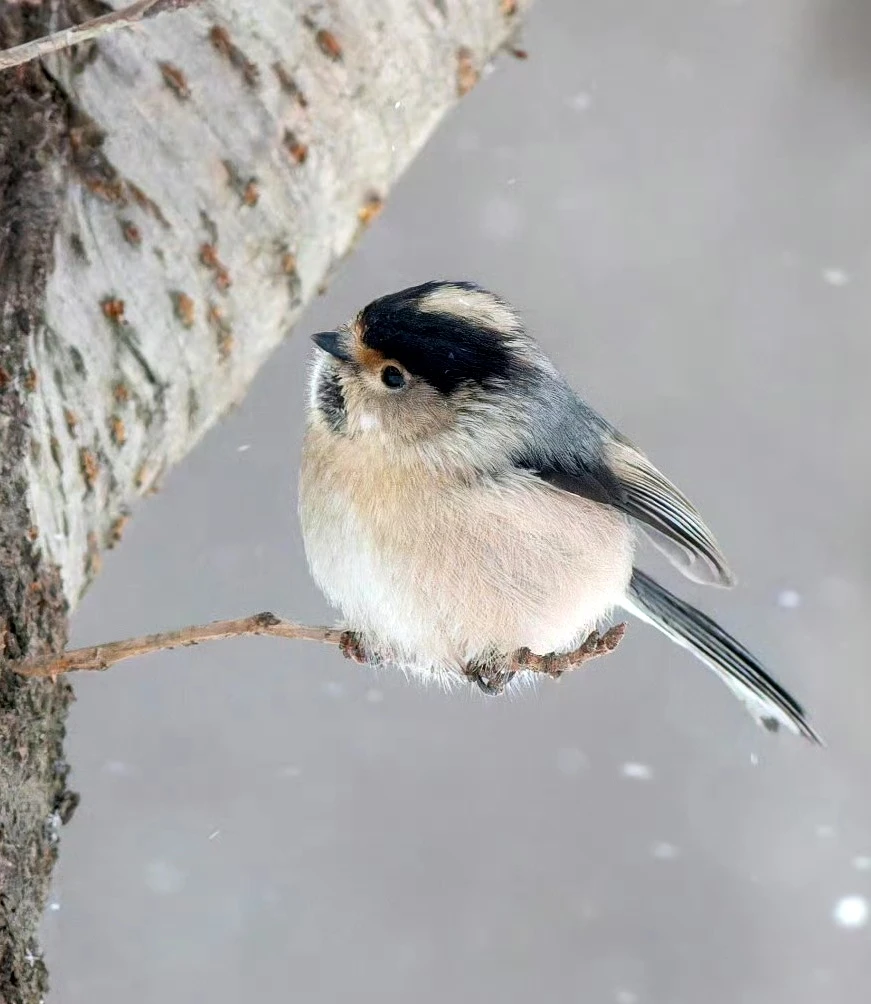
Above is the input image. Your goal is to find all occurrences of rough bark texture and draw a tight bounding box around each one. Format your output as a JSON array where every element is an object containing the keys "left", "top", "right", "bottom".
[
  {"left": 1, "top": 9, "right": 78, "bottom": 1000},
  {"left": 0, "top": 0, "right": 528, "bottom": 999}
]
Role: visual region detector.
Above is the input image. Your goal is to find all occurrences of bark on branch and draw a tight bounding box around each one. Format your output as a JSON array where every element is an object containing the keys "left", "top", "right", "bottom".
[{"left": 0, "top": 0, "right": 530, "bottom": 999}]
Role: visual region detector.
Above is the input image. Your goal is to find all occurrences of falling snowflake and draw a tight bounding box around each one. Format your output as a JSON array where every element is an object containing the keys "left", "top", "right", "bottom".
[
  {"left": 833, "top": 895, "right": 869, "bottom": 929},
  {"left": 568, "top": 91, "right": 594, "bottom": 112},
  {"left": 822, "top": 268, "right": 850, "bottom": 287},
  {"left": 102, "top": 760, "right": 132, "bottom": 776},
  {"left": 651, "top": 841, "right": 680, "bottom": 860},
  {"left": 777, "top": 589, "right": 802, "bottom": 609},
  {"left": 621, "top": 762, "right": 654, "bottom": 781}
]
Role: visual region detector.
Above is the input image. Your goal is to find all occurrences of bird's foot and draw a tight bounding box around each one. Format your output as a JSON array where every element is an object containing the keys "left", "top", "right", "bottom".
[
  {"left": 464, "top": 663, "right": 517, "bottom": 697},
  {"left": 339, "top": 630, "right": 375, "bottom": 665}
]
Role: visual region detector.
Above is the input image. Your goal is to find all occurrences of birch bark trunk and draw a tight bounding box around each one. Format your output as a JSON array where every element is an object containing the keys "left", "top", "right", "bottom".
[{"left": 0, "top": 1, "right": 527, "bottom": 998}]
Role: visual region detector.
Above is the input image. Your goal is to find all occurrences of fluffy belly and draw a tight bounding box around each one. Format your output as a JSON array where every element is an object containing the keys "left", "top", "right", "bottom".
[{"left": 299, "top": 432, "right": 635, "bottom": 672}]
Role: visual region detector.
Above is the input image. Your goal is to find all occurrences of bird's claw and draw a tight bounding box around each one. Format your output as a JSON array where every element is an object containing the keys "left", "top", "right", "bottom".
[
  {"left": 339, "top": 630, "right": 369, "bottom": 664},
  {"left": 464, "top": 664, "right": 516, "bottom": 696}
]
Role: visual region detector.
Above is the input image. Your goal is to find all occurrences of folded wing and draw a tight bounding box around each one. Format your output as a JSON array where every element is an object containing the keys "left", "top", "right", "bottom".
[{"left": 512, "top": 401, "right": 734, "bottom": 587}]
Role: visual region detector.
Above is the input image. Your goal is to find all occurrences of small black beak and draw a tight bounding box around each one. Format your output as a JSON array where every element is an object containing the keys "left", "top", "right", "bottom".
[{"left": 311, "top": 330, "right": 354, "bottom": 363}]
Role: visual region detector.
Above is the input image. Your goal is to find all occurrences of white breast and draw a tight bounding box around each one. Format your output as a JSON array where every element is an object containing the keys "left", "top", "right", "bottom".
[
  {"left": 357, "top": 411, "right": 381, "bottom": 432},
  {"left": 299, "top": 425, "right": 635, "bottom": 679}
]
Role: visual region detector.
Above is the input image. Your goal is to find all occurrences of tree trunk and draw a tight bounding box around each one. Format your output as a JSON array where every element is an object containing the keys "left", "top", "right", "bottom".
[{"left": 0, "top": 1, "right": 527, "bottom": 998}]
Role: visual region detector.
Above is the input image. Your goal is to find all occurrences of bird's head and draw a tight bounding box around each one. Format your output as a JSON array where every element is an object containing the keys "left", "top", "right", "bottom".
[{"left": 309, "top": 281, "right": 546, "bottom": 450}]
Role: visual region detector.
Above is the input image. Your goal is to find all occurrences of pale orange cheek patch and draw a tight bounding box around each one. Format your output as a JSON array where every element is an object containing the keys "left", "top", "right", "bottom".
[
  {"left": 354, "top": 344, "right": 386, "bottom": 372},
  {"left": 351, "top": 318, "right": 392, "bottom": 373}
]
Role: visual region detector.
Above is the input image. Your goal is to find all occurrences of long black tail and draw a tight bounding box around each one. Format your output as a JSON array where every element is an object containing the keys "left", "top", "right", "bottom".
[{"left": 625, "top": 568, "right": 822, "bottom": 744}]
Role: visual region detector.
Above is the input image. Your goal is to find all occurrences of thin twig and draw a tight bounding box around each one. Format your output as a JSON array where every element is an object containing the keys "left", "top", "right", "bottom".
[
  {"left": 0, "top": 0, "right": 203, "bottom": 72},
  {"left": 12, "top": 614, "right": 627, "bottom": 680},
  {"left": 13, "top": 612, "right": 342, "bottom": 677},
  {"left": 512, "top": 623, "right": 627, "bottom": 677}
]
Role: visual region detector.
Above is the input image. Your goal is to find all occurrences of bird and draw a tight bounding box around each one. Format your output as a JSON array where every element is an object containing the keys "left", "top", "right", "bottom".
[{"left": 299, "top": 280, "right": 821, "bottom": 743}]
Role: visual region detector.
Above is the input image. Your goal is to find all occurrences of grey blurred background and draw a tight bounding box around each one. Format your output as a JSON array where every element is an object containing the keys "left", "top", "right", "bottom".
[{"left": 44, "top": 1, "right": 871, "bottom": 1001}]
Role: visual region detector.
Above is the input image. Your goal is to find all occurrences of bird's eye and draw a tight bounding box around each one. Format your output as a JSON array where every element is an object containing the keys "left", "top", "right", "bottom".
[{"left": 380, "top": 365, "right": 406, "bottom": 389}]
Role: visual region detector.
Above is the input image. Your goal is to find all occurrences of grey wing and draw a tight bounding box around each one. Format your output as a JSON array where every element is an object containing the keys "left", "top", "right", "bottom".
[
  {"left": 512, "top": 395, "right": 734, "bottom": 588},
  {"left": 604, "top": 436, "right": 735, "bottom": 587}
]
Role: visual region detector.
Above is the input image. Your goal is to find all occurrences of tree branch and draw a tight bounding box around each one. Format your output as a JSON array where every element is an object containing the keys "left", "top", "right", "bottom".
[
  {"left": 0, "top": 0, "right": 531, "bottom": 995},
  {"left": 0, "top": 0, "right": 202, "bottom": 72},
  {"left": 13, "top": 617, "right": 627, "bottom": 680}
]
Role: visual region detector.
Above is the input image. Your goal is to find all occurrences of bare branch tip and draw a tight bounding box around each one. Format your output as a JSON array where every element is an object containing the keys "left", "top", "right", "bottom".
[{"left": 0, "top": 0, "right": 205, "bottom": 73}]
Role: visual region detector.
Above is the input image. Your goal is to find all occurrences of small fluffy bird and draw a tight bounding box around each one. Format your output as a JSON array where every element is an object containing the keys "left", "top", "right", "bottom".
[{"left": 300, "top": 281, "right": 820, "bottom": 743}]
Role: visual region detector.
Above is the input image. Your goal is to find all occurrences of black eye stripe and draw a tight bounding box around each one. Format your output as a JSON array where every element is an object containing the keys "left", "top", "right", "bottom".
[{"left": 359, "top": 284, "right": 516, "bottom": 395}]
